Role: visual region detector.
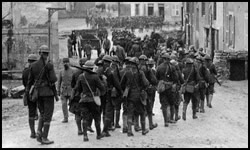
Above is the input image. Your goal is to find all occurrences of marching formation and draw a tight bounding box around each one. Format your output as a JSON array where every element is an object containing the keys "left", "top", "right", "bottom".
[{"left": 22, "top": 29, "right": 218, "bottom": 144}]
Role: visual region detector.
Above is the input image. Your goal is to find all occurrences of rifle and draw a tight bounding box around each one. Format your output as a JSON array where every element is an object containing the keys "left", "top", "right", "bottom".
[
  {"left": 214, "top": 76, "right": 221, "bottom": 86},
  {"left": 42, "top": 57, "right": 59, "bottom": 101}
]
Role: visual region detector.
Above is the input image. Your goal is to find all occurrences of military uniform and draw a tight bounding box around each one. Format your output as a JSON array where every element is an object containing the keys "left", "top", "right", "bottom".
[
  {"left": 182, "top": 58, "right": 201, "bottom": 120},
  {"left": 130, "top": 40, "right": 142, "bottom": 58},
  {"left": 84, "top": 43, "right": 92, "bottom": 60},
  {"left": 73, "top": 61, "right": 106, "bottom": 141},
  {"left": 22, "top": 54, "right": 38, "bottom": 138},
  {"left": 120, "top": 57, "right": 150, "bottom": 136},
  {"left": 26, "top": 45, "right": 57, "bottom": 144},
  {"left": 156, "top": 53, "right": 178, "bottom": 127}
]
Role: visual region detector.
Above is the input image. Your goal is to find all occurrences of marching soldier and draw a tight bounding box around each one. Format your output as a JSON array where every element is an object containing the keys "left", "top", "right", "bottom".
[
  {"left": 130, "top": 38, "right": 142, "bottom": 58},
  {"left": 101, "top": 55, "right": 123, "bottom": 137},
  {"left": 204, "top": 55, "right": 217, "bottom": 108},
  {"left": 22, "top": 54, "right": 38, "bottom": 138},
  {"left": 138, "top": 55, "right": 158, "bottom": 130},
  {"left": 156, "top": 53, "right": 178, "bottom": 127},
  {"left": 72, "top": 60, "right": 106, "bottom": 141},
  {"left": 195, "top": 56, "right": 210, "bottom": 113},
  {"left": 57, "top": 58, "right": 75, "bottom": 123},
  {"left": 26, "top": 45, "right": 57, "bottom": 144},
  {"left": 120, "top": 57, "right": 150, "bottom": 136},
  {"left": 147, "top": 58, "right": 157, "bottom": 115},
  {"left": 103, "top": 35, "right": 111, "bottom": 55},
  {"left": 182, "top": 58, "right": 201, "bottom": 120},
  {"left": 83, "top": 40, "right": 93, "bottom": 60}
]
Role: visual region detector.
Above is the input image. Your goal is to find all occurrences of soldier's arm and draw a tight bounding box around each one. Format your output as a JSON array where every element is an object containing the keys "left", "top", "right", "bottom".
[
  {"left": 140, "top": 71, "right": 149, "bottom": 89},
  {"left": 149, "top": 69, "right": 158, "bottom": 86},
  {"left": 22, "top": 69, "right": 26, "bottom": 87},
  {"left": 26, "top": 66, "right": 34, "bottom": 93},
  {"left": 112, "top": 72, "right": 123, "bottom": 95},
  {"left": 211, "top": 64, "right": 217, "bottom": 76},
  {"left": 71, "top": 73, "right": 76, "bottom": 89},
  {"left": 95, "top": 75, "right": 106, "bottom": 95},
  {"left": 48, "top": 64, "right": 57, "bottom": 83}
]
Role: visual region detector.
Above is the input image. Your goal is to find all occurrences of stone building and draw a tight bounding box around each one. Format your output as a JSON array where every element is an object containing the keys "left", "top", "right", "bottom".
[
  {"left": 183, "top": 2, "right": 248, "bottom": 80},
  {"left": 2, "top": 2, "right": 60, "bottom": 70}
]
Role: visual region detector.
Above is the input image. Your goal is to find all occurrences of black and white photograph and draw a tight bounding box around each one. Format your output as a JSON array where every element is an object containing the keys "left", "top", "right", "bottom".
[{"left": 2, "top": 2, "right": 248, "bottom": 148}]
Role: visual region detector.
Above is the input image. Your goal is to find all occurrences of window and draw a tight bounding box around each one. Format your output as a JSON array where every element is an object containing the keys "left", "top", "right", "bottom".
[
  {"left": 135, "top": 4, "right": 139, "bottom": 16},
  {"left": 228, "top": 13, "right": 235, "bottom": 48},
  {"left": 148, "top": 3, "right": 154, "bottom": 16},
  {"left": 244, "top": 13, "right": 248, "bottom": 49},
  {"left": 202, "top": 2, "right": 205, "bottom": 16},
  {"left": 196, "top": 8, "right": 199, "bottom": 31},
  {"left": 213, "top": 2, "right": 216, "bottom": 20},
  {"left": 172, "top": 4, "right": 180, "bottom": 16},
  {"left": 204, "top": 28, "right": 209, "bottom": 48},
  {"left": 186, "top": 2, "right": 190, "bottom": 13}
]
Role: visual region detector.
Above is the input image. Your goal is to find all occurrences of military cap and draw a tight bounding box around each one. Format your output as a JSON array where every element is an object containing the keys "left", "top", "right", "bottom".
[
  {"left": 170, "top": 54, "right": 177, "bottom": 60},
  {"left": 83, "top": 60, "right": 95, "bottom": 69},
  {"left": 162, "top": 53, "right": 170, "bottom": 59},
  {"left": 129, "top": 57, "right": 139, "bottom": 65},
  {"left": 147, "top": 58, "right": 155, "bottom": 65},
  {"left": 102, "top": 55, "right": 113, "bottom": 62},
  {"left": 204, "top": 55, "right": 211, "bottom": 60},
  {"left": 28, "top": 54, "right": 38, "bottom": 61},
  {"left": 186, "top": 58, "right": 194, "bottom": 64},
  {"left": 139, "top": 54, "right": 148, "bottom": 60},
  {"left": 196, "top": 55, "right": 203, "bottom": 61},
  {"left": 39, "top": 45, "right": 49, "bottom": 53},
  {"left": 79, "top": 57, "right": 88, "bottom": 64},
  {"left": 62, "top": 58, "right": 69, "bottom": 63}
]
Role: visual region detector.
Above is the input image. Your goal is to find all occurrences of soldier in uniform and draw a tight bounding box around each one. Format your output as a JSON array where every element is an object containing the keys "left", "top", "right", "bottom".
[
  {"left": 72, "top": 60, "right": 106, "bottom": 141},
  {"left": 120, "top": 57, "right": 150, "bottom": 136},
  {"left": 103, "top": 35, "right": 111, "bottom": 55},
  {"left": 101, "top": 55, "right": 123, "bottom": 137},
  {"left": 83, "top": 40, "right": 93, "bottom": 60},
  {"left": 22, "top": 54, "right": 38, "bottom": 138},
  {"left": 204, "top": 55, "right": 217, "bottom": 108},
  {"left": 67, "top": 35, "right": 73, "bottom": 58},
  {"left": 147, "top": 58, "right": 157, "bottom": 115},
  {"left": 138, "top": 55, "right": 158, "bottom": 130},
  {"left": 195, "top": 56, "right": 210, "bottom": 113},
  {"left": 182, "top": 58, "right": 201, "bottom": 120},
  {"left": 57, "top": 58, "right": 75, "bottom": 123},
  {"left": 130, "top": 38, "right": 142, "bottom": 58},
  {"left": 156, "top": 53, "right": 178, "bottom": 127},
  {"left": 26, "top": 45, "right": 57, "bottom": 144},
  {"left": 94, "top": 52, "right": 105, "bottom": 65}
]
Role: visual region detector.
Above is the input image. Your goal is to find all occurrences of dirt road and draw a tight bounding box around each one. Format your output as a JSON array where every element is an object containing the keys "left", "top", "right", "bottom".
[{"left": 2, "top": 80, "right": 248, "bottom": 148}]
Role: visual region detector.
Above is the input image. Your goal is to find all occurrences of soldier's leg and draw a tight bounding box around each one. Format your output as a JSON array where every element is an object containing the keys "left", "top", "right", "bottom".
[
  {"left": 90, "top": 102, "right": 104, "bottom": 140},
  {"left": 195, "top": 91, "right": 201, "bottom": 112},
  {"left": 61, "top": 96, "right": 68, "bottom": 123},
  {"left": 147, "top": 95, "right": 158, "bottom": 130},
  {"left": 134, "top": 112, "right": 141, "bottom": 132},
  {"left": 115, "top": 97, "right": 122, "bottom": 128},
  {"left": 208, "top": 83, "right": 215, "bottom": 108},
  {"left": 160, "top": 93, "right": 168, "bottom": 127},
  {"left": 151, "top": 91, "right": 156, "bottom": 115},
  {"left": 100, "top": 95, "right": 106, "bottom": 126},
  {"left": 127, "top": 101, "right": 135, "bottom": 136},
  {"left": 81, "top": 103, "right": 89, "bottom": 142},
  {"left": 102, "top": 98, "right": 112, "bottom": 136},
  {"left": 191, "top": 94, "right": 198, "bottom": 119},
  {"left": 75, "top": 113, "right": 83, "bottom": 135},
  {"left": 41, "top": 96, "right": 54, "bottom": 144},
  {"left": 87, "top": 113, "right": 94, "bottom": 132},
  {"left": 28, "top": 99, "right": 37, "bottom": 138},
  {"left": 122, "top": 101, "right": 128, "bottom": 133},
  {"left": 200, "top": 89, "right": 206, "bottom": 113},
  {"left": 140, "top": 111, "right": 149, "bottom": 135},
  {"left": 36, "top": 98, "right": 44, "bottom": 143},
  {"left": 183, "top": 93, "right": 191, "bottom": 121}
]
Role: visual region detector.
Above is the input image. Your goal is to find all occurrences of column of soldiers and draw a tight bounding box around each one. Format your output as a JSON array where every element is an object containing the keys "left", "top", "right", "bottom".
[{"left": 23, "top": 35, "right": 217, "bottom": 144}]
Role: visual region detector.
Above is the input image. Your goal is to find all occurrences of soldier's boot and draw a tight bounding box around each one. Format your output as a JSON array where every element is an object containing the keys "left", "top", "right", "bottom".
[
  {"left": 115, "top": 110, "right": 121, "bottom": 128},
  {"left": 169, "top": 105, "right": 176, "bottom": 123},
  {"left": 196, "top": 98, "right": 200, "bottom": 112},
  {"left": 36, "top": 117, "right": 43, "bottom": 143},
  {"left": 76, "top": 119, "right": 83, "bottom": 135},
  {"left": 102, "top": 120, "right": 111, "bottom": 137},
  {"left": 95, "top": 120, "right": 104, "bottom": 140},
  {"left": 134, "top": 115, "right": 142, "bottom": 132},
  {"left": 122, "top": 113, "right": 128, "bottom": 133},
  {"left": 127, "top": 118, "right": 134, "bottom": 137},
  {"left": 174, "top": 106, "right": 181, "bottom": 122},
  {"left": 182, "top": 103, "right": 187, "bottom": 121},
  {"left": 200, "top": 100, "right": 205, "bottom": 113},
  {"left": 82, "top": 120, "right": 89, "bottom": 142},
  {"left": 208, "top": 94, "right": 213, "bottom": 108},
  {"left": 29, "top": 118, "right": 36, "bottom": 138},
  {"left": 108, "top": 111, "right": 115, "bottom": 131},
  {"left": 41, "top": 122, "right": 54, "bottom": 144},
  {"left": 148, "top": 114, "right": 158, "bottom": 130},
  {"left": 162, "top": 109, "right": 168, "bottom": 127},
  {"left": 192, "top": 110, "right": 198, "bottom": 119}
]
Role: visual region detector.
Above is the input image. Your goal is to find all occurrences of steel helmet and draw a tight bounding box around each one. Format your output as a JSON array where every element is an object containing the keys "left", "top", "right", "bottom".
[
  {"left": 28, "top": 54, "right": 38, "bottom": 61},
  {"left": 39, "top": 45, "right": 49, "bottom": 53},
  {"left": 129, "top": 57, "right": 139, "bottom": 65},
  {"left": 112, "top": 55, "right": 120, "bottom": 63},
  {"left": 204, "top": 55, "right": 211, "bottom": 60},
  {"left": 186, "top": 58, "right": 194, "bottom": 64},
  {"left": 162, "top": 53, "right": 170, "bottom": 59},
  {"left": 147, "top": 58, "right": 155, "bottom": 65},
  {"left": 83, "top": 60, "right": 95, "bottom": 69},
  {"left": 139, "top": 54, "right": 148, "bottom": 60},
  {"left": 102, "top": 55, "right": 113, "bottom": 62},
  {"left": 79, "top": 57, "right": 88, "bottom": 65},
  {"left": 170, "top": 54, "right": 177, "bottom": 60}
]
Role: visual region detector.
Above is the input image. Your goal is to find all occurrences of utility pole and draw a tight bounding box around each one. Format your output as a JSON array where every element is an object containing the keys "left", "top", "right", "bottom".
[{"left": 46, "top": 7, "right": 66, "bottom": 62}]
